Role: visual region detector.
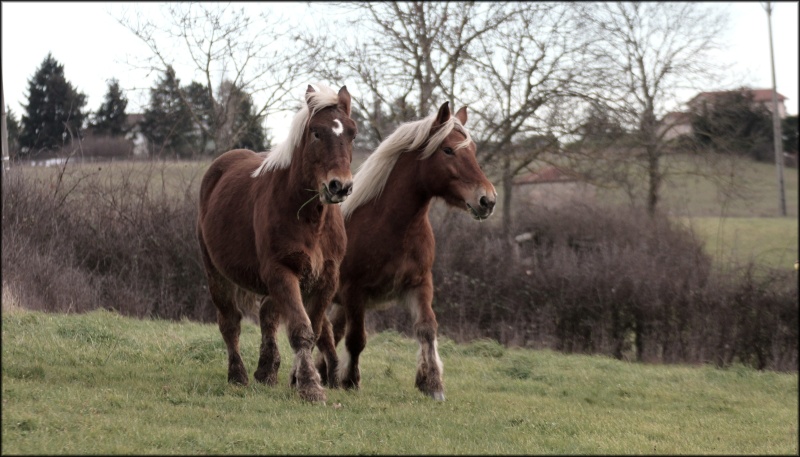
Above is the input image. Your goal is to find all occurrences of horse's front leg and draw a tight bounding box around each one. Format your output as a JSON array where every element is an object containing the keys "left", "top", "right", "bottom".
[
  {"left": 265, "top": 264, "right": 326, "bottom": 403},
  {"left": 254, "top": 295, "right": 281, "bottom": 386},
  {"left": 306, "top": 260, "right": 340, "bottom": 389},
  {"left": 404, "top": 276, "right": 445, "bottom": 401}
]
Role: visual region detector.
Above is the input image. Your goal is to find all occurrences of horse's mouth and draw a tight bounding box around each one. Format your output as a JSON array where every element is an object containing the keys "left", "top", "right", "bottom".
[
  {"left": 321, "top": 186, "right": 351, "bottom": 204},
  {"left": 466, "top": 203, "right": 493, "bottom": 221}
]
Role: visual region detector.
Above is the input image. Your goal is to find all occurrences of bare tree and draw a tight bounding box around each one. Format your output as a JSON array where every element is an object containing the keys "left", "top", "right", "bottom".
[
  {"left": 461, "top": 3, "right": 597, "bottom": 235},
  {"left": 301, "top": 1, "right": 514, "bottom": 146},
  {"left": 584, "top": 2, "right": 728, "bottom": 216},
  {"left": 116, "top": 2, "right": 311, "bottom": 155}
]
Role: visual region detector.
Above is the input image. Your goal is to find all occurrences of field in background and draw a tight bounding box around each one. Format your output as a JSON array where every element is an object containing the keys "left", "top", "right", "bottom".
[
  {"left": 2, "top": 307, "right": 797, "bottom": 455},
  {"left": 682, "top": 217, "right": 798, "bottom": 271},
  {"left": 9, "top": 153, "right": 799, "bottom": 274}
]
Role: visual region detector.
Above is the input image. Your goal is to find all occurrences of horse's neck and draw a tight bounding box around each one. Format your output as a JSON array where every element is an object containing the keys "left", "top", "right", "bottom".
[
  {"left": 275, "top": 149, "right": 328, "bottom": 223},
  {"left": 364, "top": 154, "right": 432, "bottom": 233}
]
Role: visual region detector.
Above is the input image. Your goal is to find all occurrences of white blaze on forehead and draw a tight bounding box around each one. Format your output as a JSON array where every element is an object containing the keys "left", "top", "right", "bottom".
[{"left": 332, "top": 119, "right": 343, "bottom": 136}]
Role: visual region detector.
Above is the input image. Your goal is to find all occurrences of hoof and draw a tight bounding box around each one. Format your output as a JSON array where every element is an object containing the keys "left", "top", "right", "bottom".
[
  {"left": 431, "top": 391, "right": 445, "bottom": 401},
  {"left": 254, "top": 369, "right": 278, "bottom": 386},
  {"left": 298, "top": 386, "right": 327, "bottom": 403},
  {"left": 341, "top": 378, "right": 360, "bottom": 390},
  {"left": 228, "top": 370, "right": 249, "bottom": 386}
]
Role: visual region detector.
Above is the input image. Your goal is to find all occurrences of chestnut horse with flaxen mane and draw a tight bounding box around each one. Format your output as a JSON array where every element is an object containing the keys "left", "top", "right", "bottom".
[
  {"left": 196, "top": 84, "right": 356, "bottom": 403},
  {"left": 315, "top": 101, "right": 496, "bottom": 401}
]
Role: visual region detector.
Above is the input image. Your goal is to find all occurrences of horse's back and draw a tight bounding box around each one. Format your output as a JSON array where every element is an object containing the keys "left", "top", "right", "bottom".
[
  {"left": 197, "top": 149, "right": 266, "bottom": 291},
  {"left": 199, "top": 149, "right": 261, "bottom": 217}
]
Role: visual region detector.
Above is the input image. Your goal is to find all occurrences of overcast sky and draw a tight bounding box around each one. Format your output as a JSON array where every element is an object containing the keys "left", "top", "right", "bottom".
[{"left": 2, "top": 2, "right": 798, "bottom": 143}]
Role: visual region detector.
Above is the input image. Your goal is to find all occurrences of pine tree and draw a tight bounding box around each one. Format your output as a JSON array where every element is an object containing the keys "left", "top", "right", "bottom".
[
  {"left": 141, "top": 66, "right": 195, "bottom": 158},
  {"left": 91, "top": 79, "right": 128, "bottom": 136},
  {"left": 225, "top": 82, "right": 268, "bottom": 152},
  {"left": 19, "top": 53, "right": 87, "bottom": 154},
  {"left": 690, "top": 90, "right": 774, "bottom": 162},
  {"left": 183, "top": 81, "right": 215, "bottom": 154}
]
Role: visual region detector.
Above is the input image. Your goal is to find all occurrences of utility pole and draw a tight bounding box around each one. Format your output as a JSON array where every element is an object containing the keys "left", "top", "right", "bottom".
[{"left": 765, "top": 1, "right": 787, "bottom": 216}]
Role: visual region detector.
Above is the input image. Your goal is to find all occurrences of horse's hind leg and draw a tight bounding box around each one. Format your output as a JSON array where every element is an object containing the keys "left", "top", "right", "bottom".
[
  {"left": 338, "top": 295, "right": 367, "bottom": 390},
  {"left": 315, "top": 304, "right": 346, "bottom": 387},
  {"left": 404, "top": 278, "right": 445, "bottom": 401},
  {"left": 198, "top": 236, "right": 248, "bottom": 385},
  {"left": 209, "top": 271, "right": 249, "bottom": 385},
  {"left": 254, "top": 296, "right": 281, "bottom": 385},
  {"left": 304, "top": 261, "right": 340, "bottom": 388}
]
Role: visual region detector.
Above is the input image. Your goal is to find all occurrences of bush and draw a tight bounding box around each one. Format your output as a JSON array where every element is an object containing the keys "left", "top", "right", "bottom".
[
  {"left": 367, "top": 200, "right": 797, "bottom": 372},
  {"left": 2, "top": 164, "right": 796, "bottom": 372},
  {"left": 1, "top": 162, "right": 215, "bottom": 322}
]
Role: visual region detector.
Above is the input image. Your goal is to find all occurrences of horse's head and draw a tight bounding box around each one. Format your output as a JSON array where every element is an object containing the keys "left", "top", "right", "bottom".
[
  {"left": 422, "top": 102, "right": 496, "bottom": 220},
  {"left": 304, "top": 85, "right": 357, "bottom": 204}
]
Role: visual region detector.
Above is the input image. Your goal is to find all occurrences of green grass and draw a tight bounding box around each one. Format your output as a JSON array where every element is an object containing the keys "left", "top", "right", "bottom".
[
  {"left": 681, "top": 217, "right": 799, "bottom": 271},
  {"left": 659, "top": 155, "right": 799, "bottom": 218},
  {"left": 2, "top": 308, "right": 797, "bottom": 455}
]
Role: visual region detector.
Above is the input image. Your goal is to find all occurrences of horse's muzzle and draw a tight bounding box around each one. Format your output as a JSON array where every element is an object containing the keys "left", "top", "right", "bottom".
[
  {"left": 322, "top": 178, "right": 353, "bottom": 204},
  {"left": 466, "top": 194, "right": 496, "bottom": 220}
]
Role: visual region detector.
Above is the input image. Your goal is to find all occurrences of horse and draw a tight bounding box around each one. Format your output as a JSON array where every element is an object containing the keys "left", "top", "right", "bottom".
[
  {"left": 315, "top": 101, "right": 496, "bottom": 401},
  {"left": 196, "top": 83, "right": 356, "bottom": 403}
]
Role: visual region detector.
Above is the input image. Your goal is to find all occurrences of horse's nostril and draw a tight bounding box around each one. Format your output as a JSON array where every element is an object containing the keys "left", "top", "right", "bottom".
[
  {"left": 343, "top": 182, "right": 353, "bottom": 196},
  {"left": 479, "top": 196, "right": 495, "bottom": 210},
  {"left": 328, "top": 179, "right": 342, "bottom": 195}
]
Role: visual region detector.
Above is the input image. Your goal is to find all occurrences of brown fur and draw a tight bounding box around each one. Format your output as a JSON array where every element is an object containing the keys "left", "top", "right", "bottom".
[
  {"left": 196, "top": 85, "right": 356, "bottom": 402},
  {"left": 316, "top": 102, "right": 496, "bottom": 400}
]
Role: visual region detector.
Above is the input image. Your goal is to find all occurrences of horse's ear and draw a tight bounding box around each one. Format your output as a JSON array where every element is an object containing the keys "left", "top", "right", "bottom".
[
  {"left": 433, "top": 101, "right": 451, "bottom": 127},
  {"left": 305, "top": 85, "right": 316, "bottom": 108},
  {"left": 337, "top": 85, "right": 352, "bottom": 117},
  {"left": 455, "top": 106, "right": 468, "bottom": 126}
]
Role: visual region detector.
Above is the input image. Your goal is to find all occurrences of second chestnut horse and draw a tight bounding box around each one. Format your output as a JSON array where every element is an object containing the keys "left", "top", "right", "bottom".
[{"left": 316, "top": 101, "right": 496, "bottom": 401}]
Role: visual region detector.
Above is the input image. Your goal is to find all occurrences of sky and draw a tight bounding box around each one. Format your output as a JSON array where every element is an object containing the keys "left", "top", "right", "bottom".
[{"left": 2, "top": 2, "right": 798, "bottom": 144}]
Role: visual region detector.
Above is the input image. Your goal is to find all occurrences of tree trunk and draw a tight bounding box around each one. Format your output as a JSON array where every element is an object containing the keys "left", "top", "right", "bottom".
[
  {"left": 502, "top": 153, "right": 514, "bottom": 239},
  {"left": 646, "top": 145, "right": 660, "bottom": 217}
]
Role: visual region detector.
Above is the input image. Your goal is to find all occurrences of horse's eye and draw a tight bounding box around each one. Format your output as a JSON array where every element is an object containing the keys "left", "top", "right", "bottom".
[
  {"left": 443, "top": 147, "right": 454, "bottom": 156},
  {"left": 313, "top": 131, "right": 320, "bottom": 139}
]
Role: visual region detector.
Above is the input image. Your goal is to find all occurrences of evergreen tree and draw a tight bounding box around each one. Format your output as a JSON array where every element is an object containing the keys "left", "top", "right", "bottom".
[
  {"left": 141, "top": 66, "right": 195, "bottom": 158},
  {"left": 183, "top": 81, "right": 215, "bottom": 154},
  {"left": 19, "top": 53, "right": 87, "bottom": 154},
  {"left": 690, "top": 89, "right": 773, "bottom": 162},
  {"left": 225, "top": 82, "right": 267, "bottom": 152},
  {"left": 91, "top": 79, "right": 128, "bottom": 136},
  {"left": 782, "top": 115, "right": 798, "bottom": 155}
]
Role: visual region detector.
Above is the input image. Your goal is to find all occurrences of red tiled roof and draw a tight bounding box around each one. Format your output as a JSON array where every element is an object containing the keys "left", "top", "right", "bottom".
[{"left": 690, "top": 88, "right": 787, "bottom": 105}]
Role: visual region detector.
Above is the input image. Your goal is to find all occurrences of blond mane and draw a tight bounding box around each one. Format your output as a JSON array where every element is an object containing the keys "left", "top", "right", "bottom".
[
  {"left": 341, "top": 112, "right": 472, "bottom": 219},
  {"left": 251, "top": 83, "right": 341, "bottom": 178}
]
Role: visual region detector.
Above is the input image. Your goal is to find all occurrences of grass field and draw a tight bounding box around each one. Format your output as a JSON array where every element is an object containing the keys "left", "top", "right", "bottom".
[
  {"left": 2, "top": 304, "right": 797, "bottom": 455},
  {"left": 10, "top": 153, "right": 799, "bottom": 274},
  {"left": 681, "top": 217, "right": 799, "bottom": 271}
]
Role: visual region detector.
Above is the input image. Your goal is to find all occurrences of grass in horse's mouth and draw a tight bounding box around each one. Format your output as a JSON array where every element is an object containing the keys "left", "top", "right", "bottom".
[{"left": 297, "top": 188, "right": 322, "bottom": 219}]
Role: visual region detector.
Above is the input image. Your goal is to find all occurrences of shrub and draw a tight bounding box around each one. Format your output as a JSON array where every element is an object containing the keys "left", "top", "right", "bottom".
[
  {"left": 367, "top": 200, "right": 797, "bottom": 372},
  {"left": 1, "top": 162, "right": 215, "bottom": 322},
  {"left": 3, "top": 164, "right": 796, "bottom": 372}
]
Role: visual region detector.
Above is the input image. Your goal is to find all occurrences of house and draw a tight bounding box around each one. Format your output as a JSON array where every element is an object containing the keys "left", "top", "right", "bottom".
[
  {"left": 659, "top": 88, "right": 789, "bottom": 141},
  {"left": 513, "top": 165, "right": 596, "bottom": 209},
  {"left": 659, "top": 111, "right": 693, "bottom": 141},
  {"left": 689, "top": 88, "right": 788, "bottom": 119}
]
